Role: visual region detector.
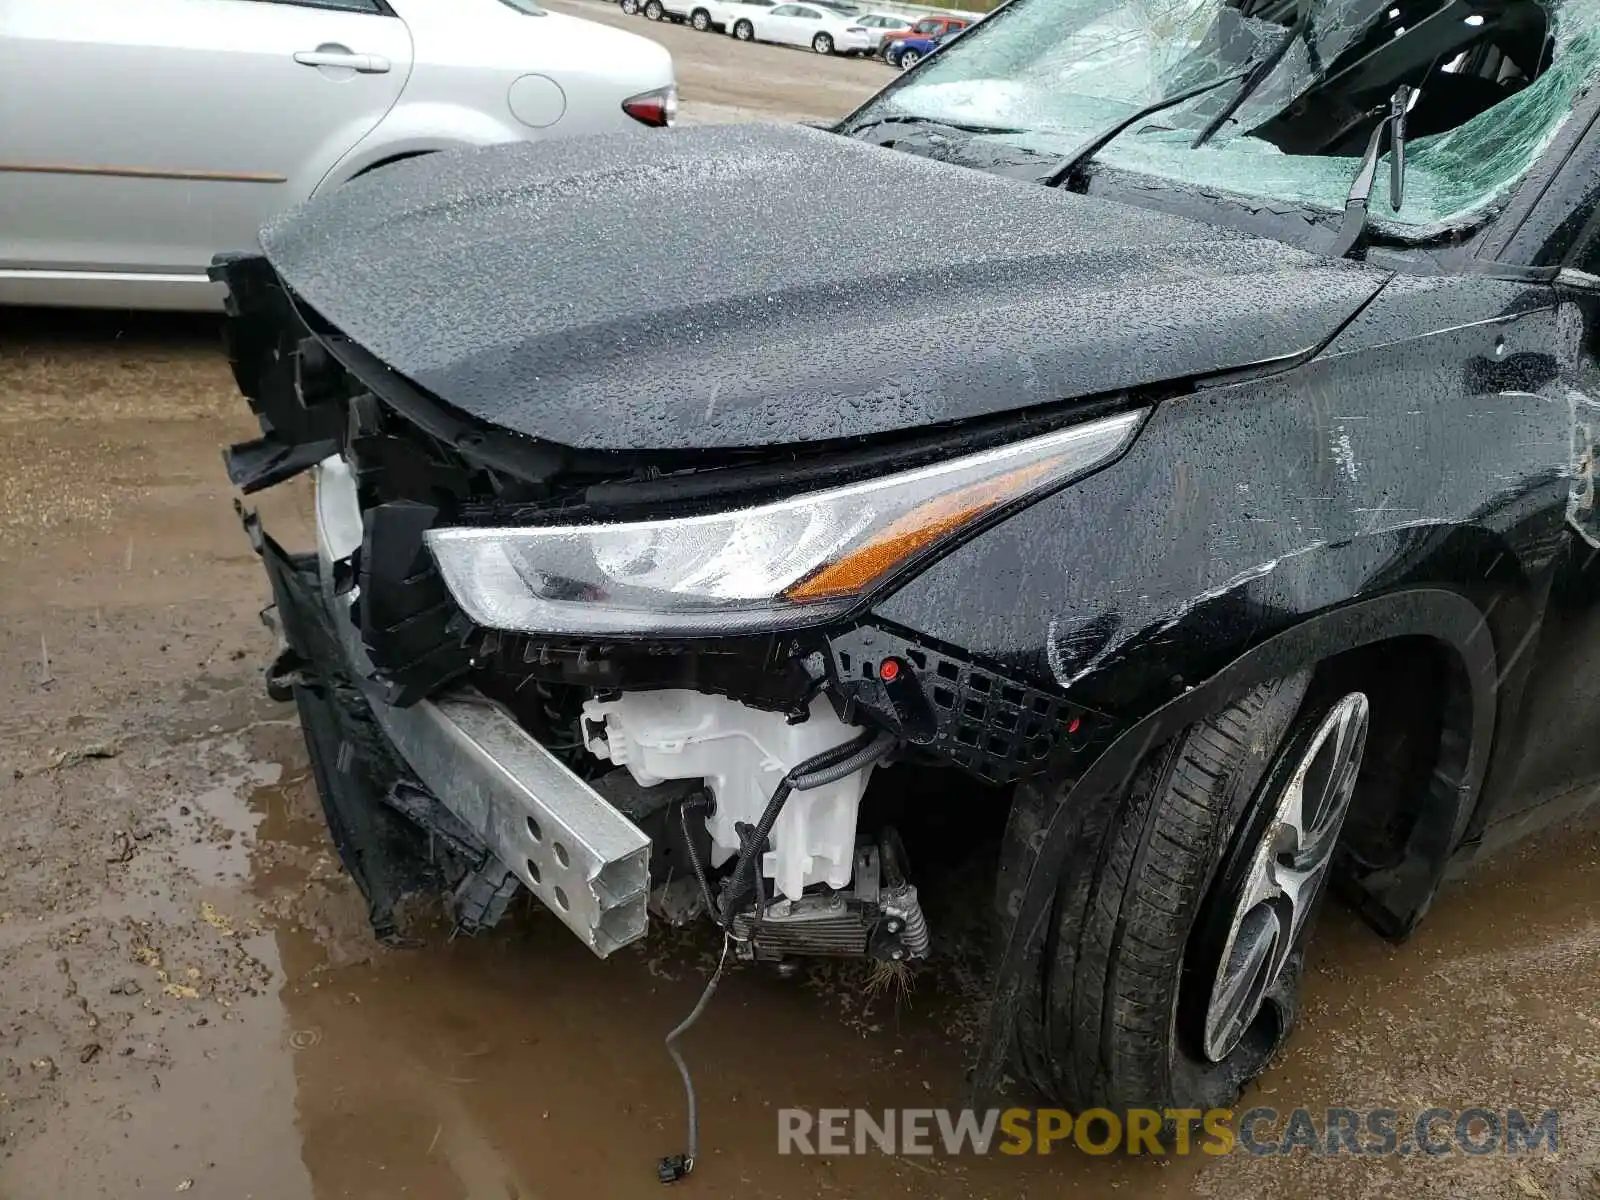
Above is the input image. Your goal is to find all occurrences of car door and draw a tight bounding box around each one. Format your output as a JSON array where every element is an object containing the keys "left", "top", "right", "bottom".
[
  {"left": 1459, "top": 134, "right": 1600, "bottom": 840},
  {"left": 0, "top": 0, "right": 412, "bottom": 289},
  {"left": 761, "top": 3, "right": 802, "bottom": 43},
  {"left": 726, "top": 0, "right": 772, "bottom": 28},
  {"left": 789, "top": 5, "right": 828, "bottom": 46}
]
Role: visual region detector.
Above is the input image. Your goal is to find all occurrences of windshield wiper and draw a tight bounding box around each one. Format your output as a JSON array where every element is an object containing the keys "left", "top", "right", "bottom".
[
  {"left": 1328, "top": 84, "right": 1412, "bottom": 259},
  {"left": 1043, "top": 68, "right": 1250, "bottom": 191},
  {"left": 1190, "top": 6, "right": 1311, "bottom": 150},
  {"left": 843, "top": 114, "right": 1027, "bottom": 140}
]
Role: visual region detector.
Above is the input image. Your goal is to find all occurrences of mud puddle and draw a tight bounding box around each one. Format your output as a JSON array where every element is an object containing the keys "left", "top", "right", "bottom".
[{"left": 246, "top": 753, "right": 1186, "bottom": 1200}]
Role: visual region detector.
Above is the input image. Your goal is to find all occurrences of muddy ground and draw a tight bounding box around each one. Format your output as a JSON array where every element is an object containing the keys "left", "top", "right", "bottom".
[{"left": 4, "top": 26, "right": 1600, "bottom": 1200}]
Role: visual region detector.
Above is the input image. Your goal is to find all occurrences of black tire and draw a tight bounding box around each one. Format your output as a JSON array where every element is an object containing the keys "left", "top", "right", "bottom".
[
  {"left": 620, "top": 0, "right": 639, "bottom": 13},
  {"left": 899, "top": 48, "right": 921, "bottom": 70},
  {"left": 690, "top": 8, "right": 711, "bottom": 29},
  {"left": 812, "top": 31, "right": 833, "bottom": 53},
  {"left": 733, "top": 18, "right": 753, "bottom": 39},
  {"left": 644, "top": 0, "right": 664, "bottom": 18},
  {"left": 1019, "top": 671, "right": 1368, "bottom": 1115}
]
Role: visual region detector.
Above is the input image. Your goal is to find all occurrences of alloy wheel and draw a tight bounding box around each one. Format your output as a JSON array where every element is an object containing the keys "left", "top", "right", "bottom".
[{"left": 1197, "top": 692, "right": 1369, "bottom": 1062}]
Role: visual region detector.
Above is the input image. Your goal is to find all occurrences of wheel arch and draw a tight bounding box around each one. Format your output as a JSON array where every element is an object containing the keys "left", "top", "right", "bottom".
[
  {"left": 349, "top": 150, "right": 436, "bottom": 181},
  {"left": 974, "top": 585, "right": 1501, "bottom": 1104},
  {"left": 314, "top": 103, "right": 529, "bottom": 194}
]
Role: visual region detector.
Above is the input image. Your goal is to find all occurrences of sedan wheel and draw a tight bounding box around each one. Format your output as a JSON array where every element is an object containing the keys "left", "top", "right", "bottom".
[
  {"left": 644, "top": 0, "right": 664, "bottom": 18},
  {"left": 812, "top": 32, "right": 834, "bottom": 53},
  {"left": 620, "top": 0, "right": 639, "bottom": 12},
  {"left": 1017, "top": 672, "right": 1371, "bottom": 1116},
  {"left": 734, "top": 19, "right": 753, "bottom": 38},
  {"left": 691, "top": 8, "right": 711, "bottom": 29},
  {"left": 899, "top": 48, "right": 921, "bottom": 69}
]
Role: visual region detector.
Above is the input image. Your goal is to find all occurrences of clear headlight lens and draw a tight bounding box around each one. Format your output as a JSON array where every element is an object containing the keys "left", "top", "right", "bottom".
[{"left": 425, "top": 409, "right": 1144, "bottom": 636}]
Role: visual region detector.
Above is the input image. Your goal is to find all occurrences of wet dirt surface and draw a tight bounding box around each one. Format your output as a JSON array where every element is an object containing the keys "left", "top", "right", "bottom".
[{"left": 3, "top": 41, "right": 1600, "bottom": 1199}]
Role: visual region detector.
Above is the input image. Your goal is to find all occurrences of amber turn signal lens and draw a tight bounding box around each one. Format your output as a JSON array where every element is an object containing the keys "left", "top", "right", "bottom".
[{"left": 784, "top": 460, "right": 1059, "bottom": 602}]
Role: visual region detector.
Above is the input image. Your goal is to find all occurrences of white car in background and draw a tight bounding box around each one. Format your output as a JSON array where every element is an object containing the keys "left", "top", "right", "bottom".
[
  {"left": 837, "top": 11, "right": 914, "bottom": 52},
  {"left": 728, "top": 1, "right": 864, "bottom": 53},
  {"left": 0, "top": 0, "right": 676, "bottom": 311},
  {"left": 660, "top": 0, "right": 775, "bottom": 32}
]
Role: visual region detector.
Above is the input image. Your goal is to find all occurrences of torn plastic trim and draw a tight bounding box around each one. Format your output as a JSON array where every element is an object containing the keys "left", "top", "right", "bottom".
[
  {"left": 823, "top": 620, "right": 1119, "bottom": 784},
  {"left": 210, "top": 253, "right": 345, "bottom": 495}
]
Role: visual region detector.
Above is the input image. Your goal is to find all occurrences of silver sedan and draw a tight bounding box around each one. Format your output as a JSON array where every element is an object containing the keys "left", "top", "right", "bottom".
[{"left": 0, "top": 0, "right": 676, "bottom": 310}]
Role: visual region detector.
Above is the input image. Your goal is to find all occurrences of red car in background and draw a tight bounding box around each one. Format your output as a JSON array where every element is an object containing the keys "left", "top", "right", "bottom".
[{"left": 880, "top": 12, "right": 968, "bottom": 55}]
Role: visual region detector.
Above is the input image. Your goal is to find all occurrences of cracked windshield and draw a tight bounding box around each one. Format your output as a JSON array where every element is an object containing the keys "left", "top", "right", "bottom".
[{"left": 865, "top": 0, "right": 1600, "bottom": 229}]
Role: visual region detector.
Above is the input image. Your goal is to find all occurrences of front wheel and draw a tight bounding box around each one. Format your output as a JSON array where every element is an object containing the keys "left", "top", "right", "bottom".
[
  {"left": 690, "top": 8, "right": 711, "bottom": 29},
  {"left": 812, "top": 32, "right": 834, "bottom": 53},
  {"left": 898, "top": 48, "right": 921, "bottom": 70},
  {"left": 643, "top": 0, "right": 665, "bottom": 18},
  {"left": 620, "top": 0, "right": 640, "bottom": 13},
  {"left": 733, "top": 18, "right": 754, "bottom": 38},
  {"left": 1024, "top": 673, "right": 1370, "bottom": 1114}
]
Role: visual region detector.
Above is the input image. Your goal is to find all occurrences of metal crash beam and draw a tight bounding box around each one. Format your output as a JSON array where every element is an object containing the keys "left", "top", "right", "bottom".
[{"left": 366, "top": 687, "right": 652, "bottom": 958}]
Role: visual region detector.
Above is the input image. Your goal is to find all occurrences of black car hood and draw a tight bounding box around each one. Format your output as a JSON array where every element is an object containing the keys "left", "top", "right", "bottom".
[{"left": 260, "top": 123, "right": 1389, "bottom": 452}]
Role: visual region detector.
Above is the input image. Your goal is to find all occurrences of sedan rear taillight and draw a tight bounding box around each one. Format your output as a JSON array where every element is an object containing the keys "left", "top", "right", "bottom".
[{"left": 622, "top": 84, "right": 678, "bottom": 128}]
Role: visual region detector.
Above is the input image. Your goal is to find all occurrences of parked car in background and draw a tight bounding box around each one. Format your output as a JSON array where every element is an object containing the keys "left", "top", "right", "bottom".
[
  {"left": 666, "top": 0, "right": 771, "bottom": 31},
  {"left": 881, "top": 12, "right": 968, "bottom": 55},
  {"left": 884, "top": 24, "right": 964, "bottom": 68},
  {"left": 700, "top": 0, "right": 777, "bottom": 28},
  {"left": 729, "top": 1, "right": 864, "bottom": 52},
  {"left": 0, "top": 0, "right": 676, "bottom": 311},
  {"left": 837, "top": 11, "right": 914, "bottom": 53}
]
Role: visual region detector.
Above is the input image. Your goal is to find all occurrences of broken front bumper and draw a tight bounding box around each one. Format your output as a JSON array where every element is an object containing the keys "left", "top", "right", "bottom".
[{"left": 246, "top": 505, "right": 651, "bottom": 958}]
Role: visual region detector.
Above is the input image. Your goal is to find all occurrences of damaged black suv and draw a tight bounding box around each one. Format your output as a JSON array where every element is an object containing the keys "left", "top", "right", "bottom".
[{"left": 217, "top": 0, "right": 1600, "bottom": 1144}]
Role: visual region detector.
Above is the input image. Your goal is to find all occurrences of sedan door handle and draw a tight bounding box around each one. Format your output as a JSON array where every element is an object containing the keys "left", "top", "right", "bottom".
[{"left": 294, "top": 48, "right": 391, "bottom": 73}]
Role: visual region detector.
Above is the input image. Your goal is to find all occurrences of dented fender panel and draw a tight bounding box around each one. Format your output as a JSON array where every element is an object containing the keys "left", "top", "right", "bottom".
[{"left": 877, "top": 283, "right": 1574, "bottom": 703}]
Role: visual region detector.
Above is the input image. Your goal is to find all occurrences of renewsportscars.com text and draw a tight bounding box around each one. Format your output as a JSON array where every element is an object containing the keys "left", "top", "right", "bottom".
[{"left": 777, "top": 1107, "right": 1561, "bottom": 1157}]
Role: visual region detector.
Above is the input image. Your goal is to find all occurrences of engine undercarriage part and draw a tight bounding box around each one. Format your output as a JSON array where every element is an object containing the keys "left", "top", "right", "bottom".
[
  {"left": 729, "top": 832, "right": 931, "bottom": 963},
  {"left": 583, "top": 689, "right": 879, "bottom": 903}
]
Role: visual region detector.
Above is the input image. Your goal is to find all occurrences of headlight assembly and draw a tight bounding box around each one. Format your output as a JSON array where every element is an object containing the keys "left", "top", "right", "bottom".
[{"left": 425, "top": 408, "right": 1145, "bottom": 636}]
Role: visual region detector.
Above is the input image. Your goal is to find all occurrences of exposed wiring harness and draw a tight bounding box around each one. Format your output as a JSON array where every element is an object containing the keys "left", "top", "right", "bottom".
[{"left": 657, "top": 729, "right": 898, "bottom": 1183}]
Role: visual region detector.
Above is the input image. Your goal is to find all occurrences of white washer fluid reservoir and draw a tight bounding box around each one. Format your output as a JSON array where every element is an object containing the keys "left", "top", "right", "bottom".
[{"left": 582, "top": 690, "right": 874, "bottom": 903}]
